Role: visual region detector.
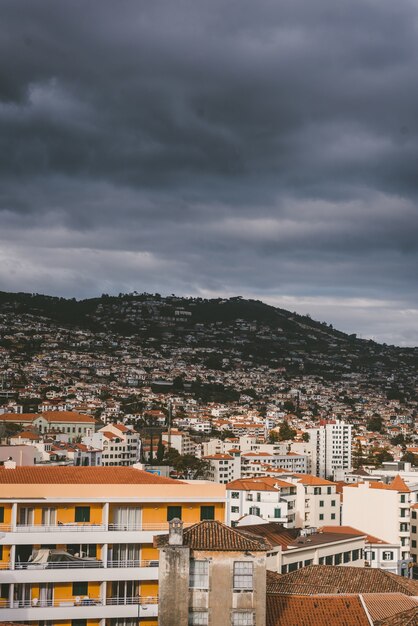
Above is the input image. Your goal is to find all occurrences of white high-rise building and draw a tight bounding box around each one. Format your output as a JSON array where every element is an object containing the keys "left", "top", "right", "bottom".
[{"left": 307, "top": 420, "right": 352, "bottom": 479}]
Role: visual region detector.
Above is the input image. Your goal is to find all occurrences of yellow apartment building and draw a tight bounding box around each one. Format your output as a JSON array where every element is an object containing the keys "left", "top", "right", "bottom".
[{"left": 0, "top": 465, "right": 225, "bottom": 626}]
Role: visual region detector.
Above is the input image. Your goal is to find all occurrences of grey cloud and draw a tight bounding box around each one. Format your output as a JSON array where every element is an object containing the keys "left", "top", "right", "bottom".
[{"left": 1, "top": 1, "right": 418, "bottom": 344}]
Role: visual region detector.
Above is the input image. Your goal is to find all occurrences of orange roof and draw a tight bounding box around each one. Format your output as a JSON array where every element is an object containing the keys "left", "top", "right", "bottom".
[
  {"left": 390, "top": 475, "right": 410, "bottom": 493},
  {"left": 320, "top": 525, "right": 389, "bottom": 545},
  {"left": 0, "top": 466, "right": 181, "bottom": 485},
  {"left": 203, "top": 454, "right": 233, "bottom": 460},
  {"left": 227, "top": 477, "right": 294, "bottom": 491},
  {"left": 292, "top": 474, "right": 336, "bottom": 486},
  {"left": 267, "top": 594, "right": 370, "bottom": 626},
  {"left": 113, "top": 423, "right": 129, "bottom": 432},
  {"left": 0, "top": 411, "right": 95, "bottom": 424}
]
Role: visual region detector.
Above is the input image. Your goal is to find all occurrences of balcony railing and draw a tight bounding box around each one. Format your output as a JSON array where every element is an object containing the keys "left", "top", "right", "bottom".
[
  {"left": 2, "top": 559, "right": 158, "bottom": 571},
  {"left": 107, "top": 560, "right": 158, "bottom": 568},
  {"left": 14, "top": 560, "right": 104, "bottom": 570},
  {"left": 1, "top": 521, "right": 194, "bottom": 533},
  {"left": 14, "top": 523, "right": 106, "bottom": 532},
  {"left": 0, "top": 596, "right": 158, "bottom": 609}
]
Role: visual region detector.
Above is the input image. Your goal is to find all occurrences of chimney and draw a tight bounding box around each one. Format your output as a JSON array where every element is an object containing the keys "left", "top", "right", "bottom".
[
  {"left": 5, "top": 458, "right": 17, "bottom": 469},
  {"left": 168, "top": 518, "right": 184, "bottom": 546}
]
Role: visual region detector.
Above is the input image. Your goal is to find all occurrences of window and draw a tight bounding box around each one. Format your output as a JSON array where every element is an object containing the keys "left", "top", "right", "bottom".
[
  {"left": 331, "top": 500, "right": 336, "bottom": 507},
  {"left": 233, "top": 561, "right": 253, "bottom": 590},
  {"left": 274, "top": 508, "right": 281, "bottom": 519},
  {"left": 232, "top": 612, "right": 254, "bottom": 625},
  {"left": 319, "top": 500, "right": 324, "bottom": 507},
  {"left": 188, "top": 611, "right": 208, "bottom": 625},
  {"left": 167, "top": 506, "right": 182, "bottom": 521},
  {"left": 383, "top": 551, "right": 394, "bottom": 561},
  {"left": 231, "top": 492, "right": 240, "bottom": 499},
  {"left": 200, "top": 506, "right": 214, "bottom": 521},
  {"left": 412, "top": 511, "right": 417, "bottom": 520},
  {"left": 314, "top": 488, "right": 321, "bottom": 495},
  {"left": 74, "top": 507, "right": 90, "bottom": 523},
  {"left": 0, "top": 507, "right": 4, "bottom": 523},
  {"left": 343, "top": 551, "right": 351, "bottom": 563},
  {"left": 325, "top": 555, "right": 333, "bottom": 565},
  {"left": 327, "top": 487, "right": 332, "bottom": 494},
  {"left": 412, "top": 526, "right": 417, "bottom": 534},
  {"left": 400, "top": 495, "right": 406, "bottom": 503},
  {"left": 331, "top": 514, "right": 336, "bottom": 520},
  {"left": 0, "top": 546, "right": 2, "bottom": 560},
  {"left": 334, "top": 553, "right": 342, "bottom": 565},
  {"left": 352, "top": 550, "right": 360, "bottom": 561},
  {"left": 189, "top": 560, "right": 209, "bottom": 589},
  {"left": 319, "top": 514, "right": 324, "bottom": 521},
  {"left": 412, "top": 540, "right": 416, "bottom": 548},
  {"left": 319, "top": 557, "right": 325, "bottom": 564},
  {"left": 72, "top": 582, "right": 88, "bottom": 596},
  {"left": 231, "top": 507, "right": 240, "bottom": 513},
  {"left": 72, "top": 621, "right": 87, "bottom": 626},
  {"left": 249, "top": 507, "right": 260, "bottom": 517},
  {"left": 304, "top": 559, "right": 313, "bottom": 566}
]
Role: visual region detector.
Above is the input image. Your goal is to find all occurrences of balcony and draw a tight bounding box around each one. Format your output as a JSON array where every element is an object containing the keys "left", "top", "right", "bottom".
[
  {"left": 15, "top": 523, "right": 106, "bottom": 533},
  {"left": 0, "top": 596, "right": 158, "bottom": 621}
]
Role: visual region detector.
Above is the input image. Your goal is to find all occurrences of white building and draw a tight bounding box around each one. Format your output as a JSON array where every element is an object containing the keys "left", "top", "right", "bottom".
[
  {"left": 307, "top": 420, "right": 352, "bottom": 479},
  {"left": 203, "top": 454, "right": 240, "bottom": 484},
  {"left": 342, "top": 475, "right": 418, "bottom": 562},
  {"left": 226, "top": 477, "right": 297, "bottom": 528},
  {"left": 82, "top": 423, "right": 141, "bottom": 466},
  {"left": 286, "top": 474, "right": 340, "bottom": 528}
]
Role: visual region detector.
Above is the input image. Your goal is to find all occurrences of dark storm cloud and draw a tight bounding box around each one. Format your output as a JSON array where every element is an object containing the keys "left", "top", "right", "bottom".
[{"left": 1, "top": 0, "right": 418, "bottom": 344}]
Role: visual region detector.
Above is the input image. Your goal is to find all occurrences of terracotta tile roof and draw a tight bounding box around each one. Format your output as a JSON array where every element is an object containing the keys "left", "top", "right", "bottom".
[
  {"left": 0, "top": 466, "right": 181, "bottom": 485},
  {"left": 203, "top": 454, "right": 234, "bottom": 460},
  {"left": 244, "top": 523, "right": 364, "bottom": 551},
  {"left": 0, "top": 411, "right": 95, "bottom": 423},
  {"left": 266, "top": 594, "right": 370, "bottom": 626},
  {"left": 320, "top": 525, "right": 389, "bottom": 545},
  {"left": 156, "top": 520, "right": 269, "bottom": 551},
  {"left": 113, "top": 423, "right": 129, "bottom": 432},
  {"left": 268, "top": 565, "right": 418, "bottom": 596},
  {"left": 389, "top": 475, "right": 410, "bottom": 493},
  {"left": 374, "top": 606, "right": 418, "bottom": 626},
  {"left": 226, "top": 477, "right": 294, "bottom": 491},
  {"left": 291, "top": 474, "right": 336, "bottom": 486},
  {"left": 361, "top": 593, "right": 418, "bottom": 622}
]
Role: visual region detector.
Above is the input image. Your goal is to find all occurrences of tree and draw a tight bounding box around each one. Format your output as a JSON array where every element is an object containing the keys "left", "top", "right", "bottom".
[
  {"left": 156, "top": 434, "right": 165, "bottom": 463},
  {"left": 367, "top": 416, "right": 384, "bottom": 433},
  {"left": 401, "top": 451, "right": 418, "bottom": 465},
  {"left": 301, "top": 432, "right": 310, "bottom": 442},
  {"left": 278, "top": 421, "right": 297, "bottom": 441}
]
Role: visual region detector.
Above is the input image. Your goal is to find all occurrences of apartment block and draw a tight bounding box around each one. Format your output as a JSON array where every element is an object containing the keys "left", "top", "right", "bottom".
[
  {"left": 0, "top": 465, "right": 225, "bottom": 626},
  {"left": 226, "top": 477, "right": 297, "bottom": 527},
  {"left": 307, "top": 420, "right": 352, "bottom": 479},
  {"left": 81, "top": 423, "right": 141, "bottom": 466}
]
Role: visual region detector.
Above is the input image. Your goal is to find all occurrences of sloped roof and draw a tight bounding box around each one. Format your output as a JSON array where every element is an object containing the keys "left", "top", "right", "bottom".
[
  {"left": 243, "top": 523, "right": 363, "bottom": 551},
  {"left": 0, "top": 466, "right": 181, "bottom": 485},
  {"left": 268, "top": 565, "right": 418, "bottom": 596},
  {"left": 156, "top": 520, "right": 269, "bottom": 551},
  {"left": 320, "top": 525, "right": 389, "bottom": 545},
  {"left": 374, "top": 606, "right": 418, "bottom": 626},
  {"left": 361, "top": 593, "right": 418, "bottom": 622},
  {"left": 390, "top": 475, "right": 410, "bottom": 493},
  {"left": 266, "top": 594, "right": 370, "bottom": 626},
  {"left": 226, "top": 477, "right": 294, "bottom": 491}
]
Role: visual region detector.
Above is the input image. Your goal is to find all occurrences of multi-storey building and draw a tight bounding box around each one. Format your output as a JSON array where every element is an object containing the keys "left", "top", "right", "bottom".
[
  {"left": 343, "top": 475, "right": 418, "bottom": 564},
  {"left": 307, "top": 420, "right": 352, "bottom": 479},
  {"left": 226, "top": 477, "right": 297, "bottom": 527},
  {"left": 156, "top": 519, "right": 268, "bottom": 626},
  {"left": 286, "top": 474, "right": 341, "bottom": 528},
  {"left": 81, "top": 423, "right": 141, "bottom": 466},
  {"left": 203, "top": 453, "right": 240, "bottom": 484},
  {"left": 0, "top": 411, "right": 96, "bottom": 443},
  {"left": 0, "top": 465, "right": 225, "bottom": 626}
]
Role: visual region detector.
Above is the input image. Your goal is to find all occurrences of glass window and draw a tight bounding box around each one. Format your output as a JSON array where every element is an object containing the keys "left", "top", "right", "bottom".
[
  {"left": 233, "top": 562, "right": 253, "bottom": 590},
  {"left": 325, "top": 555, "right": 333, "bottom": 565},
  {"left": 189, "top": 560, "right": 209, "bottom": 589},
  {"left": 331, "top": 514, "right": 336, "bottom": 520},
  {"left": 200, "top": 506, "right": 214, "bottom": 521},
  {"left": 319, "top": 514, "right": 324, "bottom": 520},
  {"left": 249, "top": 507, "right": 260, "bottom": 517},
  {"left": 327, "top": 487, "right": 332, "bottom": 494},
  {"left": 72, "top": 582, "right": 88, "bottom": 596},
  {"left": 334, "top": 553, "right": 342, "bottom": 565},
  {"left": 188, "top": 611, "right": 208, "bottom": 625},
  {"left": 0, "top": 507, "right": 4, "bottom": 523},
  {"left": 231, "top": 492, "right": 240, "bottom": 499},
  {"left": 74, "top": 507, "right": 90, "bottom": 523},
  {"left": 331, "top": 500, "right": 336, "bottom": 507},
  {"left": 232, "top": 612, "right": 254, "bottom": 625},
  {"left": 343, "top": 551, "right": 351, "bottom": 563},
  {"left": 274, "top": 508, "right": 281, "bottom": 518},
  {"left": 167, "top": 506, "right": 182, "bottom": 521},
  {"left": 352, "top": 550, "right": 359, "bottom": 561},
  {"left": 72, "top": 621, "right": 87, "bottom": 626},
  {"left": 319, "top": 501, "right": 324, "bottom": 507},
  {"left": 383, "top": 551, "right": 393, "bottom": 561},
  {"left": 231, "top": 507, "right": 239, "bottom": 513}
]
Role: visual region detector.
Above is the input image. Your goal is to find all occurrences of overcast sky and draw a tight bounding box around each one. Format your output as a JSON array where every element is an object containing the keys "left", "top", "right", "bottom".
[{"left": 1, "top": 1, "right": 418, "bottom": 346}]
